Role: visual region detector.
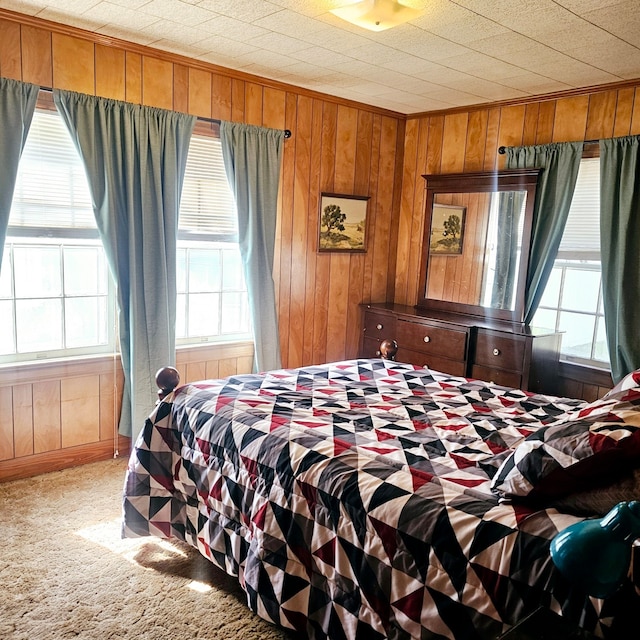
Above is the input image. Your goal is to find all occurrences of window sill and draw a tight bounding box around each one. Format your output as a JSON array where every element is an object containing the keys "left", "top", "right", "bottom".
[
  {"left": 0, "top": 341, "right": 255, "bottom": 387},
  {"left": 0, "top": 352, "right": 122, "bottom": 386},
  {"left": 558, "top": 360, "right": 613, "bottom": 388}
]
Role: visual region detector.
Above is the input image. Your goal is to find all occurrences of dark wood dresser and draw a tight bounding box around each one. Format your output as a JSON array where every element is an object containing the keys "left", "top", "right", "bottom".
[{"left": 360, "top": 302, "right": 562, "bottom": 394}]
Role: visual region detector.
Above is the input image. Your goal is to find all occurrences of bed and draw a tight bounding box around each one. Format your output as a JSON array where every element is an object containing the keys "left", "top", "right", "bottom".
[{"left": 122, "top": 356, "right": 640, "bottom": 639}]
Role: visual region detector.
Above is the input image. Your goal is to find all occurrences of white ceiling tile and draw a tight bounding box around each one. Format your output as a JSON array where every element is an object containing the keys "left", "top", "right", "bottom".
[
  {"left": 37, "top": 0, "right": 103, "bottom": 11},
  {"left": 554, "top": 0, "right": 624, "bottom": 11},
  {"left": 534, "top": 23, "right": 621, "bottom": 52},
  {"left": 533, "top": 59, "right": 621, "bottom": 86},
  {"left": 234, "top": 48, "right": 305, "bottom": 70},
  {"left": 196, "top": 0, "right": 281, "bottom": 22},
  {"left": 582, "top": 0, "right": 640, "bottom": 47},
  {"left": 564, "top": 40, "right": 640, "bottom": 77},
  {"left": 94, "top": 23, "right": 163, "bottom": 46},
  {"left": 192, "top": 14, "right": 270, "bottom": 41},
  {"left": 8, "top": 0, "right": 640, "bottom": 114},
  {"left": 106, "top": 0, "right": 151, "bottom": 7},
  {"left": 436, "top": 51, "right": 524, "bottom": 80},
  {"left": 343, "top": 42, "right": 411, "bottom": 64},
  {"left": 195, "top": 35, "right": 260, "bottom": 59},
  {"left": 497, "top": 74, "right": 572, "bottom": 94},
  {"left": 35, "top": 6, "right": 106, "bottom": 31},
  {"left": 305, "top": 26, "right": 374, "bottom": 52},
  {"left": 137, "top": 0, "right": 217, "bottom": 28},
  {"left": 266, "top": 0, "right": 344, "bottom": 18},
  {"left": 248, "top": 31, "right": 311, "bottom": 55},
  {"left": 252, "top": 8, "right": 329, "bottom": 36},
  {"left": 380, "top": 55, "right": 442, "bottom": 76},
  {"left": 78, "top": 2, "right": 160, "bottom": 30},
  {"left": 346, "top": 82, "right": 397, "bottom": 97},
  {"left": 413, "top": 2, "right": 511, "bottom": 43},
  {"left": 288, "top": 46, "right": 354, "bottom": 67}
]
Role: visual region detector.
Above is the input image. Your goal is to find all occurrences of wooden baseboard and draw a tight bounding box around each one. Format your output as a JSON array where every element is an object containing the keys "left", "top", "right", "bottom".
[{"left": 0, "top": 436, "right": 131, "bottom": 483}]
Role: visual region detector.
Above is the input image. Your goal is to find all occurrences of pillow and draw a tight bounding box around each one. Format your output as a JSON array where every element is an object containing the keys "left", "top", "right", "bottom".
[
  {"left": 603, "top": 369, "right": 640, "bottom": 400},
  {"left": 491, "top": 394, "right": 640, "bottom": 501},
  {"left": 548, "top": 466, "right": 640, "bottom": 516}
]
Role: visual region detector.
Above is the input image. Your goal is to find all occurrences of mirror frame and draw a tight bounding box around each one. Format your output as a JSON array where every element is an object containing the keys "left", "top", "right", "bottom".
[{"left": 417, "top": 169, "right": 541, "bottom": 323}]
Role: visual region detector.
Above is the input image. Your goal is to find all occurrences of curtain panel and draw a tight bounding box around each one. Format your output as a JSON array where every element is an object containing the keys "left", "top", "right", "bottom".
[
  {"left": 490, "top": 190, "right": 526, "bottom": 310},
  {"left": 0, "top": 77, "right": 39, "bottom": 272},
  {"left": 219, "top": 121, "right": 285, "bottom": 373},
  {"left": 54, "top": 89, "right": 196, "bottom": 440},
  {"left": 506, "top": 142, "right": 583, "bottom": 324},
  {"left": 599, "top": 136, "right": 640, "bottom": 382}
]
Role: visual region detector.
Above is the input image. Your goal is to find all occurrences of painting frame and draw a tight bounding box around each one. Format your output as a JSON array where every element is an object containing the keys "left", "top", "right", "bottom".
[
  {"left": 429, "top": 203, "right": 466, "bottom": 255},
  {"left": 318, "top": 192, "right": 370, "bottom": 253}
]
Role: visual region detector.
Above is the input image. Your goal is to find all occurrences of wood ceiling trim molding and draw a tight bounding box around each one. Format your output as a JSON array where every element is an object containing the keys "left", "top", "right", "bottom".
[
  {"left": 0, "top": 7, "right": 406, "bottom": 120},
  {"left": 409, "top": 78, "right": 640, "bottom": 120}
]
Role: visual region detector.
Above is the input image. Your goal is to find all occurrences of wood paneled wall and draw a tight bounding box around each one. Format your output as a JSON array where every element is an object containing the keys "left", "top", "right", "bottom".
[
  {"left": 395, "top": 85, "right": 640, "bottom": 307},
  {"left": 0, "top": 9, "right": 404, "bottom": 480},
  {"left": 0, "top": 343, "right": 255, "bottom": 481},
  {"left": 0, "top": 9, "right": 404, "bottom": 368}
]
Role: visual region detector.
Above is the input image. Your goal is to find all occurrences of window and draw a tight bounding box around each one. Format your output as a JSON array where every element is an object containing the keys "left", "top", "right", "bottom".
[
  {"left": 532, "top": 157, "right": 609, "bottom": 368},
  {"left": 1, "top": 105, "right": 115, "bottom": 363},
  {"left": 176, "top": 126, "right": 251, "bottom": 345}
]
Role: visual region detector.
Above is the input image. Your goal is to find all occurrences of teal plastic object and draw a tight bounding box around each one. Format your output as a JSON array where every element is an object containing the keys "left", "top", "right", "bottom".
[{"left": 550, "top": 500, "right": 640, "bottom": 598}]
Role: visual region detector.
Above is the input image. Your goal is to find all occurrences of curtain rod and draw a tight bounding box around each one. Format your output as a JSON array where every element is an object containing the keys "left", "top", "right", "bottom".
[
  {"left": 199, "top": 114, "right": 291, "bottom": 138},
  {"left": 39, "top": 86, "right": 292, "bottom": 138},
  {"left": 498, "top": 140, "right": 598, "bottom": 154}
]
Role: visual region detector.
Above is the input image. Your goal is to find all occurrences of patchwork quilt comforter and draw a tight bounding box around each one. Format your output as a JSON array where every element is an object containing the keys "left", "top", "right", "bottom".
[{"left": 122, "top": 359, "right": 638, "bottom": 639}]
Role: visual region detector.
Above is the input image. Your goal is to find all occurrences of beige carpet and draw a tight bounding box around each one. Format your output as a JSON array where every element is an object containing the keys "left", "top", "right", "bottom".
[{"left": 0, "top": 458, "right": 300, "bottom": 640}]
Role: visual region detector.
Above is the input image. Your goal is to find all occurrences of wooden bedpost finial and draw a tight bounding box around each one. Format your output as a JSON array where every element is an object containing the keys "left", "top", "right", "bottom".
[
  {"left": 156, "top": 366, "right": 180, "bottom": 401},
  {"left": 379, "top": 339, "right": 398, "bottom": 361}
]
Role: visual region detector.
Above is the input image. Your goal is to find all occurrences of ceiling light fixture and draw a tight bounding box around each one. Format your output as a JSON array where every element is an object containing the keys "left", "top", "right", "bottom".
[{"left": 330, "top": 0, "right": 423, "bottom": 32}]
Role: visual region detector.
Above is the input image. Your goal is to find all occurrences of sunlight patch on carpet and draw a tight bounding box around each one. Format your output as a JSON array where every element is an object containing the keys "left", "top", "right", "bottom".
[
  {"left": 188, "top": 580, "right": 213, "bottom": 593},
  {"left": 75, "top": 518, "right": 187, "bottom": 565}
]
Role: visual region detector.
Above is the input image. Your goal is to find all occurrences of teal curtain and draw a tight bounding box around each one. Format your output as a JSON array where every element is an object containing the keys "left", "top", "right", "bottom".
[
  {"left": 53, "top": 89, "right": 195, "bottom": 440},
  {"left": 506, "top": 142, "right": 583, "bottom": 324},
  {"left": 0, "top": 78, "right": 39, "bottom": 271},
  {"left": 219, "top": 121, "right": 284, "bottom": 372},
  {"left": 599, "top": 136, "right": 640, "bottom": 382}
]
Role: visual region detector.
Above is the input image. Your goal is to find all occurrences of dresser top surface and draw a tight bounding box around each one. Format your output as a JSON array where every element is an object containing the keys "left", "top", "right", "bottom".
[{"left": 363, "top": 302, "right": 560, "bottom": 337}]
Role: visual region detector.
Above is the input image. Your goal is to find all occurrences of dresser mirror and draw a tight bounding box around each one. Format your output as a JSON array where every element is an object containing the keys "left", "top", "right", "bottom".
[{"left": 417, "top": 169, "right": 541, "bottom": 323}]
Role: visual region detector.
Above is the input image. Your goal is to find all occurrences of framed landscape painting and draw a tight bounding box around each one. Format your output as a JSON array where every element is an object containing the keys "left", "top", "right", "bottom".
[
  {"left": 429, "top": 204, "right": 466, "bottom": 255},
  {"left": 318, "top": 193, "right": 369, "bottom": 252}
]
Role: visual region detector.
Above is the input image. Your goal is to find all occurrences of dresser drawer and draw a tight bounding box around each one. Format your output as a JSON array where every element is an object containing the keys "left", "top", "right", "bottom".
[
  {"left": 363, "top": 311, "right": 396, "bottom": 341},
  {"left": 397, "top": 348, "right": 467, "bottom": 377},
  {"left": 397, "top": 319, "right": 468, "bottom": 361},
  {"left": 471, "top": 364, "right": 522, "bottom": 389},
  {"left": 474, "top": 330, "right": 526, "bottom": 372}
]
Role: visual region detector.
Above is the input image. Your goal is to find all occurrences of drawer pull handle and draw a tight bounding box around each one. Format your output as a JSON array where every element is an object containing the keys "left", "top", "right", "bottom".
[
  {"left": 375, "top": 350, "right": 381, "bottom": 356},
  {"left": 493, "top": 348, "right": 500, "bottom": 356},
  {"left": 423, "top": 336, "right": 431, "bottom": 343},
  {"left": 376, "top": 323, "right": 383, "bottom": 330}
]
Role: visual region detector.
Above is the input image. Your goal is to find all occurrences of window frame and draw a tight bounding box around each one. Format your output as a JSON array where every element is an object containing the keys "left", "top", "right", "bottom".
[
  {"left": 532, "top": 147, "right": 609, "bottom": 371},
  {"left": 175, "top": 120, "right": 251, "bottom": 347},
  {"left": 1, "top": 97, "right": 117, "bottom": 364}
]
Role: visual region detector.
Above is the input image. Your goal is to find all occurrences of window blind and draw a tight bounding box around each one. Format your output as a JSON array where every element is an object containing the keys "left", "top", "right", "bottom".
[
  {"left": 179, "top": 134, "right": 238, "bottom": 240},
  {"left": 557, "top": 157, "right": 600, "bottom": 258},
  {"left": 9, "top": 108, "right": 96, "bottom": 232}
]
